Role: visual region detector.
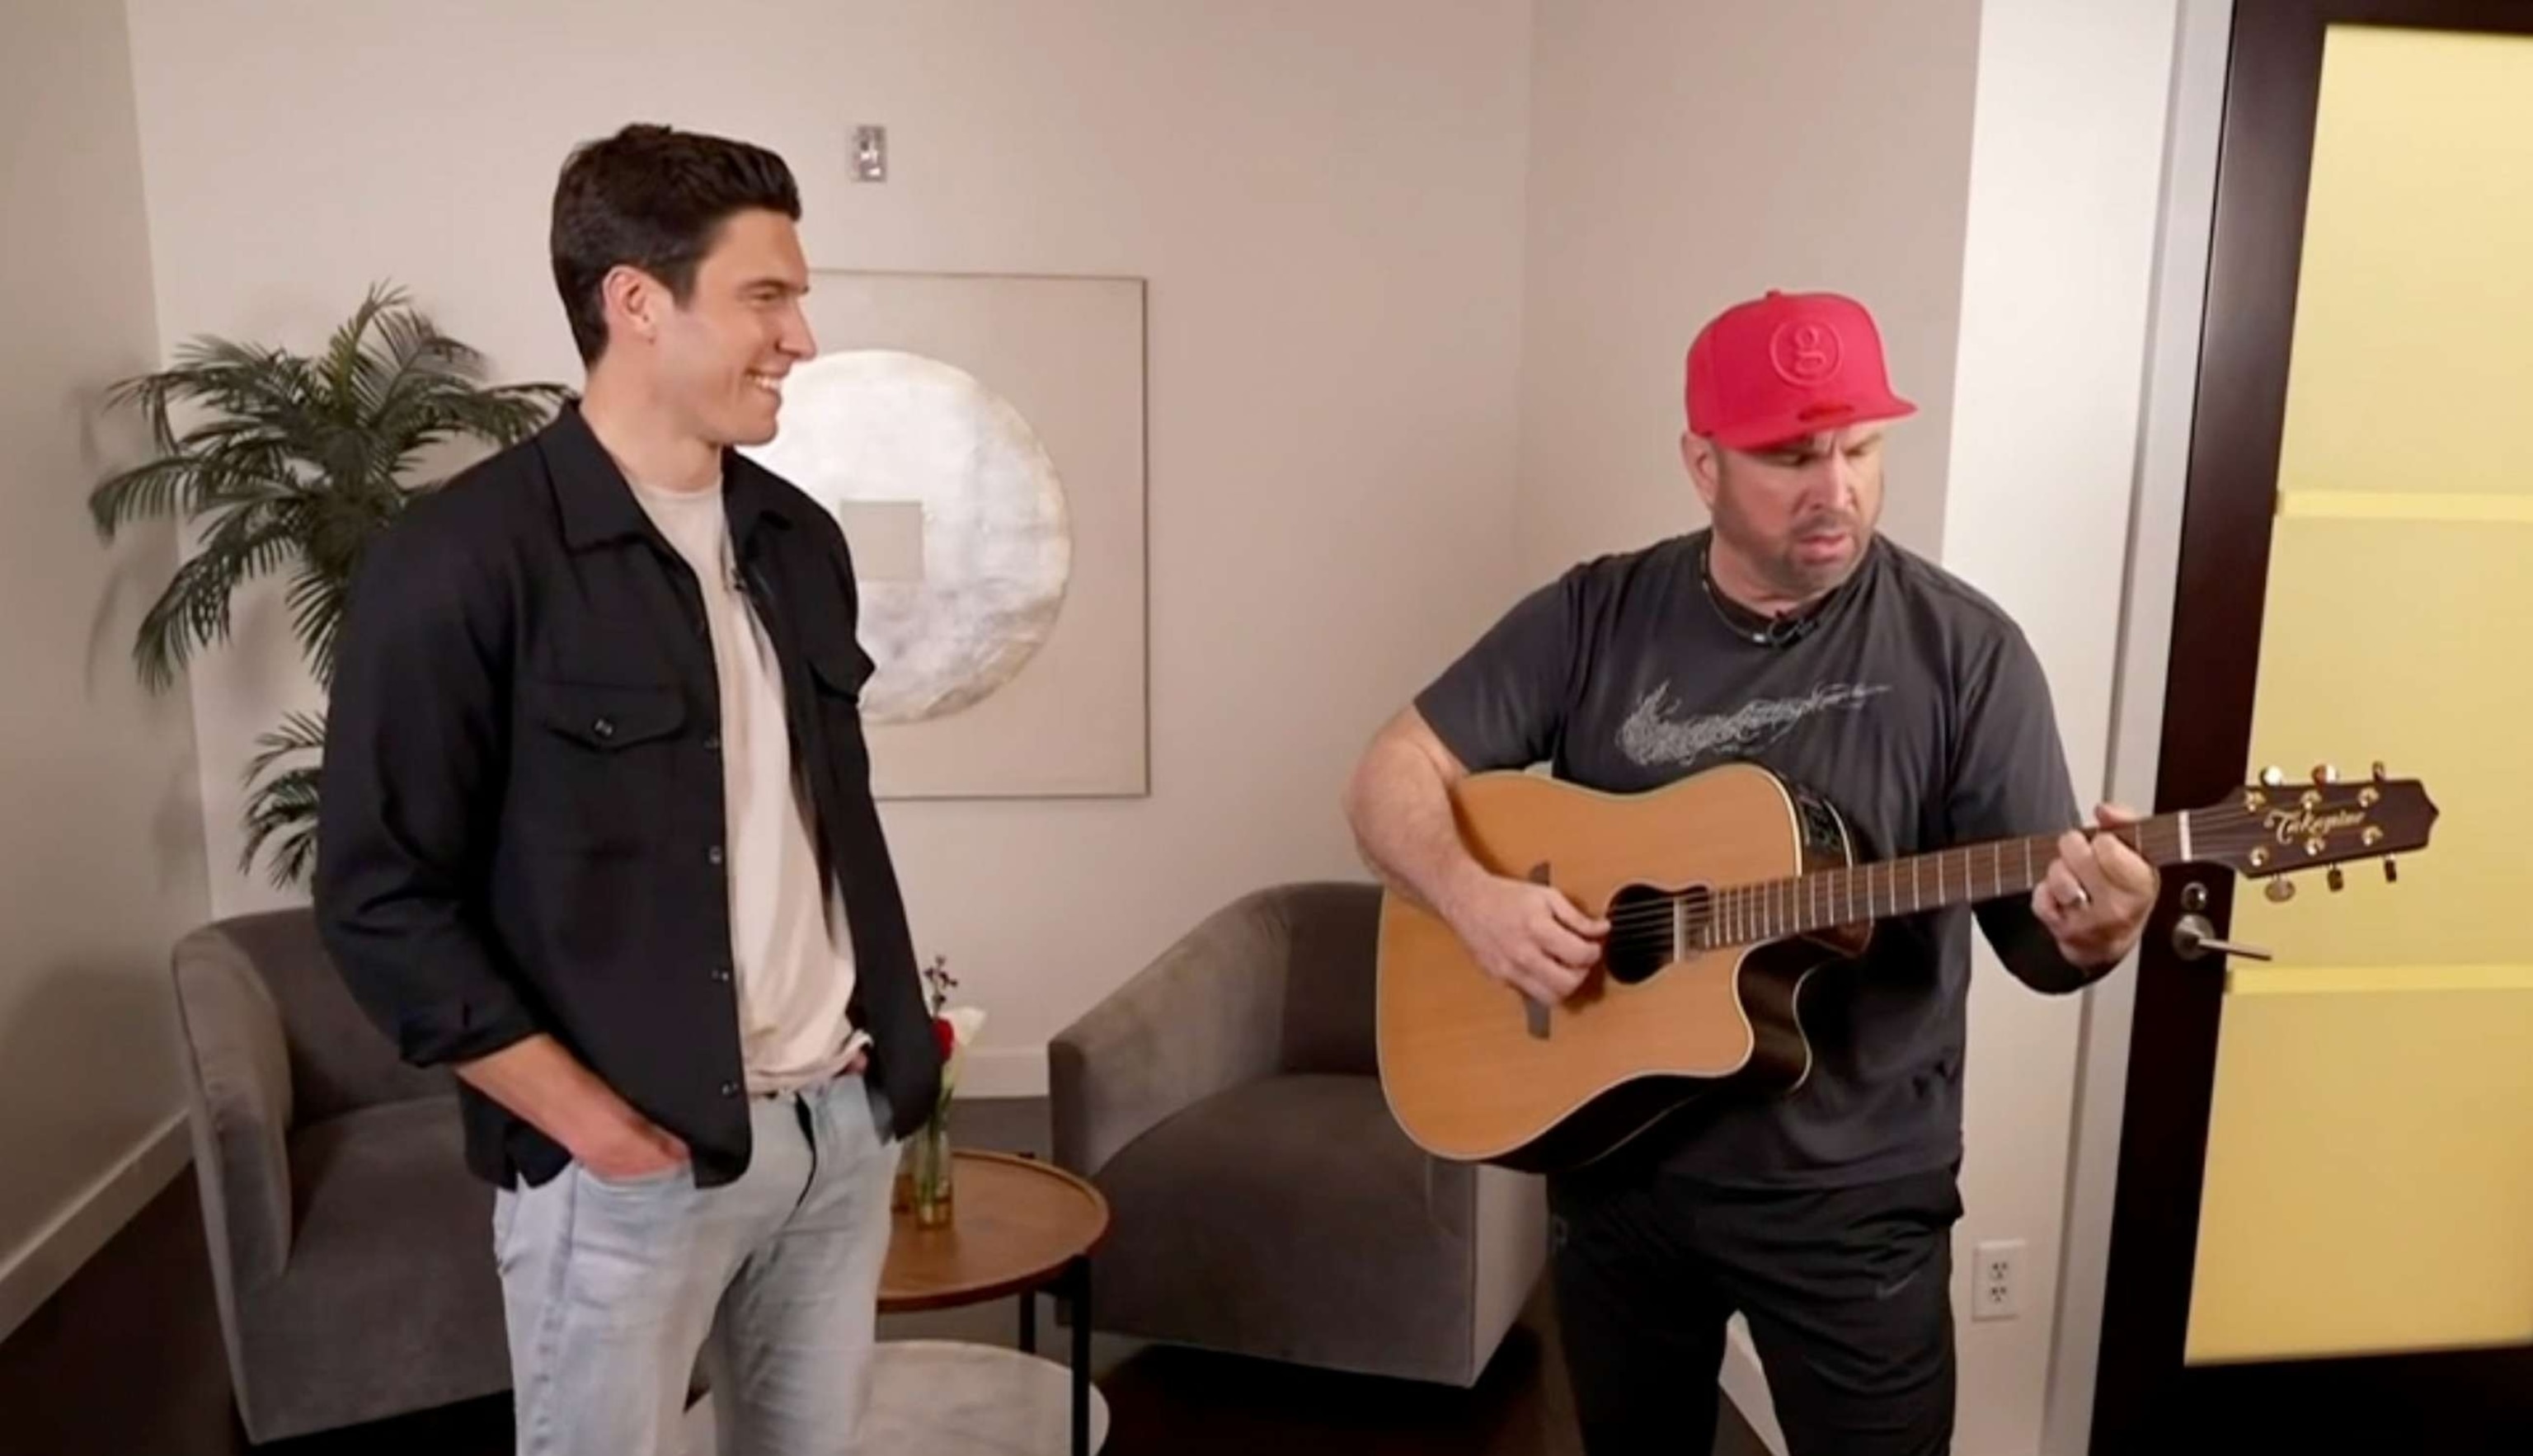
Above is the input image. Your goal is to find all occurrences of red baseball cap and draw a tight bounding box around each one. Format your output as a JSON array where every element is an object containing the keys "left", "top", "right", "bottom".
[{"left": 1685, "top": 289, "right": 1915, "bottom": 450}]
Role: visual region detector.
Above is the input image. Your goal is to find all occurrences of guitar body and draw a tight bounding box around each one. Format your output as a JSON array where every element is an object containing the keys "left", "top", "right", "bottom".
[{"left": 1375, "top": 762, "right": 1871, "bottom": 1173}]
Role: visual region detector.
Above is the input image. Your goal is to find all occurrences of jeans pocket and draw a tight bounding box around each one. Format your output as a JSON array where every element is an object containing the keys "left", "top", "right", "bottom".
[
  {"left": 491, "top": 1188, "right": 519, "bottom": 1275},
  {"left": 579, "top": 1159, "right": 691, "bottom": 1193}
]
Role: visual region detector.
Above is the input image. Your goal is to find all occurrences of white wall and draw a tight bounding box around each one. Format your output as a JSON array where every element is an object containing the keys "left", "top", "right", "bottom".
[
  {"left": 0, "top": 0, "right": 210, "bottom": 1341},
  {"left": 1515, "top": 2, "right": 2184, "bottom": 1452},
  {"left": 2047, "top": 2, "right": 2231, "bottom": 1449},
  {"left": 1940, "top": 2, "right": 2182, "bottom": 1453},
  {"left": 120, "top": 0, "right": 1536, "bottom": 1087},
  {"left": 1515, "top": 0, "right": 1984, "bottom": 579}
]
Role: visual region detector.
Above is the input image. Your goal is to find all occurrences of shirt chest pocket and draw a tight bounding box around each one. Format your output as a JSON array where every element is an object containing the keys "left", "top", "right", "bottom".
[
  {"left": 797, "top": 633, "right": 877, "bottom": 777},
  {"left": 512, "top": 679, "right": 693, "bottom": 852}
]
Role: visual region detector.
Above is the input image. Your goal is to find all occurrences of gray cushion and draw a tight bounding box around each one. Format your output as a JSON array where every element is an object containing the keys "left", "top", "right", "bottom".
[
  {"left": 198, "top": 911, "right": 452, "bottom": 1126},
  {"left": 233, "top": 1097, "right": 507, "bottom": 1437},
  {"left": 1266, "top": 884, "right": 1380, "bottom": 1078},
  {"left": 1090, "top": 1074, "right": 1476, "bottom": 1382}
]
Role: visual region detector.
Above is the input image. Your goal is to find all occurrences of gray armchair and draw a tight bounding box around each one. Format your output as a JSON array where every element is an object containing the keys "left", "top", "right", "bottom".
[
  {"left": 168, "top": 909, "right": 508, "bottom": 1443},
  {"left": 1050, "top": 881, "right": 1548, "bottom": 1387}
]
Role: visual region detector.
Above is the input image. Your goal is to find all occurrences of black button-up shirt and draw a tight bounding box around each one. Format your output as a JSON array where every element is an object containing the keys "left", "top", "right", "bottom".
[{"left": 313, "top": 404, "right": 942, "bottom": 1189}]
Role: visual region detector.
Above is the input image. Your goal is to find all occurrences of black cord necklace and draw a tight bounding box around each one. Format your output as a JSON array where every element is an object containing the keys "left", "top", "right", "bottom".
[{"left": 1699, "top": 538, "right": 1827, "bottom": 650}]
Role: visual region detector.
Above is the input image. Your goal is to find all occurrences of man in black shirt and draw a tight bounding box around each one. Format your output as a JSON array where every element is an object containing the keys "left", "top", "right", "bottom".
[
  {"left": 1342, "top": 289, "right": 2155, "bottom": 1454},
  {"left": 314, "top": 124, "right": 939, "bottom": 1455}
]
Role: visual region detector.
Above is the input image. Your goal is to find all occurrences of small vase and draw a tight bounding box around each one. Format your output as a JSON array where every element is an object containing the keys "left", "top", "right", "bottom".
[{"left": 907, "top": 1113, "right": 954, "bottom": 1228}]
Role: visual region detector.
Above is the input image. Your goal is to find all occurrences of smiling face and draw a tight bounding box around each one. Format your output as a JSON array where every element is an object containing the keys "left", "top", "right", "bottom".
[
  {"left": 616, "top": 207, "right": 815, "bottom": 448},
  {"left": 1683, "top": 425, "right": 1887, "bottom": 604}
]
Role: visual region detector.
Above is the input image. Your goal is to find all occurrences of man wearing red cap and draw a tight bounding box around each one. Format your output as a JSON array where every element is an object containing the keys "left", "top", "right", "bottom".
[{"left": 1343, "top": 289, "right": 2155, "bottom": 1454}]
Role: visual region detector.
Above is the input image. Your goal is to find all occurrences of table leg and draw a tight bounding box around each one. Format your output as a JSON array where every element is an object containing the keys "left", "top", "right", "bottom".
[
  {"left": 1019, "top": 1286, "right": 1037, "bottom": 1354},
  {"left": 1069, "top": 1256, "right": 1093, "bottom": 1456}
]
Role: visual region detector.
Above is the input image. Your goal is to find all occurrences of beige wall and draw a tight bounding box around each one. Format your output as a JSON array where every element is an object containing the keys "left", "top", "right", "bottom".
[
  {"left": 1515, "top": 2, "right": 2180, "bottom": 1452},
  {"left": 0, "top": 0, "right": 210, "bottom": 1339},
  {"left": 1514, "top": 0, "right": 1982, "bottom": 578},
  {"left": 120, "top": 0, "right": 1536, "bottom": 1087}
]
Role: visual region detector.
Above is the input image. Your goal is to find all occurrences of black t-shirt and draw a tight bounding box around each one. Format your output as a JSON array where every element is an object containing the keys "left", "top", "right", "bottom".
[{"left": 1414, "top": 528, "right": 2084, "bottom": 1189}]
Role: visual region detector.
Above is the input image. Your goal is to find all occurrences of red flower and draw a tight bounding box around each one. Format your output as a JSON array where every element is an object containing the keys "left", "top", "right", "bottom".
[{"left": 932, "top": 1016, "right": 956, "bottom": 1060}]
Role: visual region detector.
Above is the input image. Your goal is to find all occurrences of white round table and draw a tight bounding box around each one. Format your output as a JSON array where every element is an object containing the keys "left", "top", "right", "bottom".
[{"left": 862, "top": 1339, "right": 1111, "bottom": 1454}]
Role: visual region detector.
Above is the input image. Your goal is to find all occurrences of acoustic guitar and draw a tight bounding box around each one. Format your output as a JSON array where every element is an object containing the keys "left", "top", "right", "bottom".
[{"left": 1374, "top": 760, "right": 2438, "bottom": 1173}]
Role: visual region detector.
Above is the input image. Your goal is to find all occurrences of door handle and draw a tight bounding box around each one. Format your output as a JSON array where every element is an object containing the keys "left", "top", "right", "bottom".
[{"left": 2172, "top": 913, "right": 2271, "bottom": 963}]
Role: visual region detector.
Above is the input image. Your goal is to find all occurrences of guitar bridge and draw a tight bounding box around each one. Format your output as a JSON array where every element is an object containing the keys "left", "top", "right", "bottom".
[{"left": 1525, "top": 862, "right": 1553, "bottom": 1040}]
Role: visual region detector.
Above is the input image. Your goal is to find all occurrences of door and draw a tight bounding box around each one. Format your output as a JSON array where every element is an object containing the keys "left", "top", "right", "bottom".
[{"left": 2092, "top": 2, "right": 2533, "bottom": 1450}]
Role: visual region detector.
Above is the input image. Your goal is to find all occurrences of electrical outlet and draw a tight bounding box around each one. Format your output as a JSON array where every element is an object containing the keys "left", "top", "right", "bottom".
[{"left": 1973, "top": 1239, "right": 2023, "bottom": 1321}]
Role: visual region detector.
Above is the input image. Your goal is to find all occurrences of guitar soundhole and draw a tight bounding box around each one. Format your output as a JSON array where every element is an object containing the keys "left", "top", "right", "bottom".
[{"left": 1605, "top": 882, "right": 1709, "bottom": 985}]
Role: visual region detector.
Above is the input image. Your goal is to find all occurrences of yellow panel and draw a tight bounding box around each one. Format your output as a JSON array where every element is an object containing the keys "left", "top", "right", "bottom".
[
  {"left": 2272, "top": 26, "right": 2533, "bottom": 504},
  {"left": 2277, "top": 491, "right": 2533, "bottom": 525},
  {"left": 2185, "top": 23, "right": 2533, "bottom": 1363},
  {"left": 2227, "top": 965, "right": 2533, "bottom": 997},
  {"left": 2189, "top": 986, "right": 2533, "bottom": 1362},
  {"left": 2229, "top": 518, "right": 2526, "bottom": 969}
]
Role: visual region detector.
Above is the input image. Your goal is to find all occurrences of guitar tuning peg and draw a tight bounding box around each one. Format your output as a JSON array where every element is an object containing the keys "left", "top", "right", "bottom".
[
  {"left": 2265, "top": 878, "right": 2296, "bottom": 904},
  {"left": 2328, "top": 867, "right": 2345, "bottom": 892},
  {"left": 2312, "top": 763, "right": 2338, "bottom": 785},
  {"left": 2384, "top": 858, "right": 2399, "bottom": 884},
  {"left": 2259, "top": 766, "right": 2285, "bottom": 787}
]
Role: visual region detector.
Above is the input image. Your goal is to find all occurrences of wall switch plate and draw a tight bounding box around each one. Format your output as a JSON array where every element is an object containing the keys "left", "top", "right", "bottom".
[
  {"left": 1973, "top": 1239, "right": 2023, "bottom": 1321},
  {"left": 853, "top": 124, "right": 886, "bottom": 181}
]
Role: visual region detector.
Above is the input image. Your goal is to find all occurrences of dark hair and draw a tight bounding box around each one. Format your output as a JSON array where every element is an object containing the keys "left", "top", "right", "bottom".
[{"left": 549, "top": 124, "right": 801, "bottom": 364}]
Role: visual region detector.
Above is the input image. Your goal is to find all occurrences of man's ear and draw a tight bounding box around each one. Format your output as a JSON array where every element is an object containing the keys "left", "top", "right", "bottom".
[
  {"left": 1681, "top": 431, "right": 1722, "bottom": 511},
  {"left": 601, "top": 265, "right": 664, "bottom": 348}
]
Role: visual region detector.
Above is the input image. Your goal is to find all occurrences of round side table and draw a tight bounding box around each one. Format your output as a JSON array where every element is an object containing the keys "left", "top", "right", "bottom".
[{"left": 877, "top": 1149, "right": 1111, "bottom": 1455}]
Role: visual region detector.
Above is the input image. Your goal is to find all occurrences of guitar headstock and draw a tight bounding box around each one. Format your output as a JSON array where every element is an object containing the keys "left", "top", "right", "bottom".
[{"left": 2186, "top": 762, "right": 2437, "bottom": 897}]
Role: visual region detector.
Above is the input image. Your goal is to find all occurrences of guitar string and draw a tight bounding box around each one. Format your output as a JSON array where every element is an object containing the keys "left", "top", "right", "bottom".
[
  {"left": 1595, "top": 849, "right": 2346, "bottom": 942},
  {"left": 1590, "top": 827, "right": 2309, "bottom": 936},
  {"left": 1581, "top": 821, "right": 2351, "bottom": 937},
  {"left": 1586, "top": 824, "right": 2178, "bottom": 926}
]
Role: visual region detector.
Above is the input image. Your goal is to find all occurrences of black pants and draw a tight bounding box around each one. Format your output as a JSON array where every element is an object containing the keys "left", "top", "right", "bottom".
[{"left": 1548, "top": 1162, "right": 1963, "bottom": 1456}]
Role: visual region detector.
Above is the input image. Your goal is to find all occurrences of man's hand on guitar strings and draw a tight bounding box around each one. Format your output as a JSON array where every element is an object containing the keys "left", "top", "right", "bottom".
[
  {"left": 2032, "top": 802, "right": 2159, "bottom": 970},
  {"left": 1442, "top": 873, "right": 1610, "bottom": 1007}
]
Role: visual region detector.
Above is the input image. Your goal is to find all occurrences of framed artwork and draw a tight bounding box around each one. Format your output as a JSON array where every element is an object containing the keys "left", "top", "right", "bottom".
[{"left": 743, "top": 270, "right": 1149, "bottom": 798}]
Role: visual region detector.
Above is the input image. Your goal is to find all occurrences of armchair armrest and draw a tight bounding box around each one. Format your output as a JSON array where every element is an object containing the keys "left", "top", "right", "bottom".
[
  {"left": 171, "top": 924, "right": 296, "bottom": 1286},
  {"left": 1051, "top": 886, "right": 1315, "bottom": 1178}
]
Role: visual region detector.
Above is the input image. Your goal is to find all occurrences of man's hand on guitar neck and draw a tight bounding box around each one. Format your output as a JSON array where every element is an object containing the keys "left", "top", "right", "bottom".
[
  {"left": 1438, "top": 871, "right": 1610, "bottom": 1007},
  {"left": 2031, "top": 802, "right": 2159, "bottom": 969}
]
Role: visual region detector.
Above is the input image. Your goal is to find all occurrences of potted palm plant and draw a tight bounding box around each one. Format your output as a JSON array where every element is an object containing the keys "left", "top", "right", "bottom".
[{"left": 90, "top": 284, "right": 569, "bottom": 888}]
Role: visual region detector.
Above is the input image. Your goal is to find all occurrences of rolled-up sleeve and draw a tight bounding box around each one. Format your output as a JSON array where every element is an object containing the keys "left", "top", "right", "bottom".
[{"left": 312, "top": 515, "right": 541, "bottom": 1065}]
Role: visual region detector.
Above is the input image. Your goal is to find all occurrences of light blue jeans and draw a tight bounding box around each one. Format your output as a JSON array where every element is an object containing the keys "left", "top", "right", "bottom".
[{"left": 491, "top": 1076, "right": 900, "bottom": 1456}]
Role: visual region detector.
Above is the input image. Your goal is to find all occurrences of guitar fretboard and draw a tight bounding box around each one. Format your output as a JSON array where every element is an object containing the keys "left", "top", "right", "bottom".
[{"left": 1681, "top": 814, "right": 2192, "bottom": 948}]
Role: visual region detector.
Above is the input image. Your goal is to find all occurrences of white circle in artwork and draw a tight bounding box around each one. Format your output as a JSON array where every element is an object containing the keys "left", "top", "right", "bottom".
[{"left": 747, "top": 350, "right": 1070, "bottom": 724}]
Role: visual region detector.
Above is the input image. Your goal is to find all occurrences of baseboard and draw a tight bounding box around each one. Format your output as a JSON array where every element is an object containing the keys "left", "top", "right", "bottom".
[
  {"left": 956, "top": 1045, "right": 1048, "bottom": 1100},
  {"left": 0, "top": 1113, "right": 191, "bottom": 1345},
  {"left": 1720, "top": 1314, "right": 1788, "bottom": 1455}
]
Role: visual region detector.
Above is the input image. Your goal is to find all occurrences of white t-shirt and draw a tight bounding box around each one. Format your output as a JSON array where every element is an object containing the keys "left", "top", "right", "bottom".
[{"left": 629, "top": 477, "right": 864, "bottom": 1094}]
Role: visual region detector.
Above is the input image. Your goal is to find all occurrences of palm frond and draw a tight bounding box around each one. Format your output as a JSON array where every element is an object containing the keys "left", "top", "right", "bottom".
[
  {"left": 129, "top": 502, "right": 308, "bottom": 690},
  {"left": 322, "top": 284, "right": 408, "bottom": 412},
  {"left": 95, "top": 282, "right": 566, "bottom": 693},
  {"left": 283, "top": 562, "right": 350, "bottom": 688},
  {"left": 87, "top": 447, "right": 295, "bottom": 539},
  {"left": 241, "top": 712, "right": 327, "bottom": 889},
  {"left": 246, "top": 710, "right": 328, "bottom": 779},
  {"left": 93, "top": 283, "right": 566, "bottom": 885}
]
